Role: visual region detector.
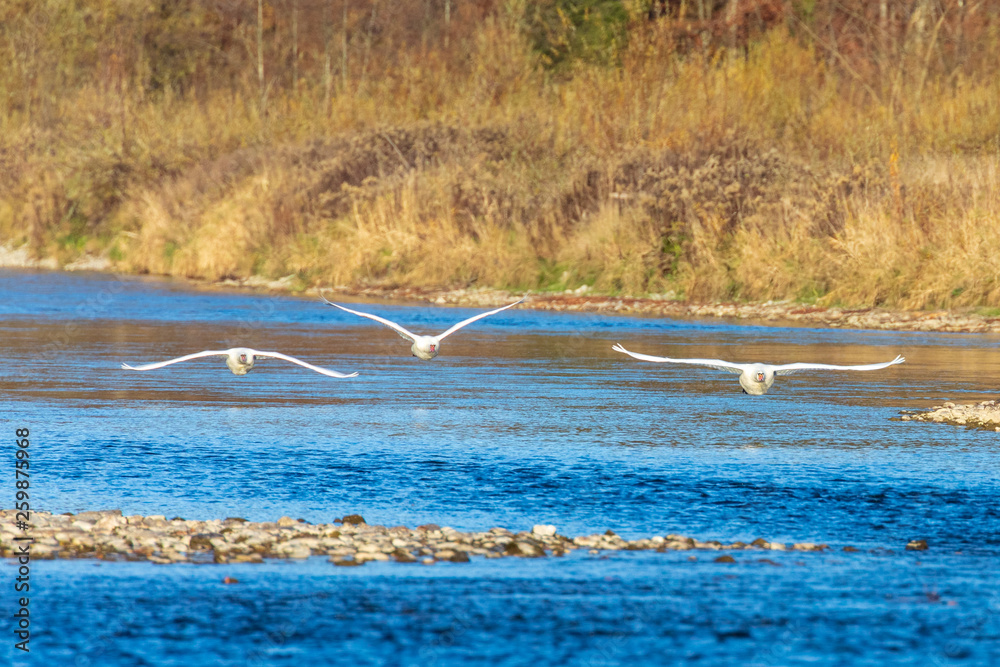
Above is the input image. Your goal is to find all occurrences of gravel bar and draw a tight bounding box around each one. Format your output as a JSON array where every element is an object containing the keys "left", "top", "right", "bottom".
[
  {"left": 900, "top": 400, "right": 1000, "bottom": 430},
  {"left": 1, "top": 510, "right": 929, "bottom": 566}
]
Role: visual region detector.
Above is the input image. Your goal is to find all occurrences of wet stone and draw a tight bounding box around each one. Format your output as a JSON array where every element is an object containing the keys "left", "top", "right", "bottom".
[
  {"left": 76, "top": 510, "right": 123, "bottom": 521},
  {"left": 189, "top": 533, "right": 222, "bottom": 550},
  {"left": 231, "top": 553, "right": 263, "bottom": 564},
  {"left": 355, "top": 552, "right": 389, "bottom": 563},
  {"left": 339, "top": 515, "right": 367, "bottom": 526},
  {"left": 331, "top": 556, "right": 362, "bottom": 567},
  {"left": 506, "top": 541, "right": 545, "bottom": 558}
]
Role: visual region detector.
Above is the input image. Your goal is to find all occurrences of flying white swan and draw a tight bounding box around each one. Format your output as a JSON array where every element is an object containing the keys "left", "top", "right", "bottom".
[
  {"left": 320, "top": 293, "right": 525, "bottom": 360},
  {"left": 121, "top": 347, "right": 359, "bottom": 378},
  {"left": 612, "top": 343, "right": 904, "bottom": 395}
]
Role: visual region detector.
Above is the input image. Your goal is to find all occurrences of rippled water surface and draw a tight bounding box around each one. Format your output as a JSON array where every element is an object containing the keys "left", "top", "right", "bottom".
[{"left": 2, "top": 269, "right": 999, "bottom": 666}]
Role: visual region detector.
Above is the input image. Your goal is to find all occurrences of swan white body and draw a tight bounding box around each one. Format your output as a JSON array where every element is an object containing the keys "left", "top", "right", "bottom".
[
  {"left": 612, "top": 344, "right": 904, "bottom": 395},
  {"left": 121, "top": 347, "right": 358, "bottom": 378},
  {"left": 320, "top": 294, "right": 525, "bottom": 360}
]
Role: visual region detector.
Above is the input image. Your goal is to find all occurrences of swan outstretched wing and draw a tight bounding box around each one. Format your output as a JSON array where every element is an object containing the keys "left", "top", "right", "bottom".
[
  {"left": 612, "top": 344, "right": 746, "bottom": 375},
  {"left": 772, "top": 355, "right": 905, "bottom": 376},
  {"left": 436, "top": 297, "right": 526, "bottom": 340},
  {"left": 320, "top": 293, "right": 418, "bottom": 343},
  {"left": 121, "top": 350, "right": 229, "bottom": 371},
  {"left": 257, "top": 351, "right": 359, "bottom": 378}
]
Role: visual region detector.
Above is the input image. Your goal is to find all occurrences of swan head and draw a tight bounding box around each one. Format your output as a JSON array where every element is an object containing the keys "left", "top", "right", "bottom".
[
  {"left": 226, "top": 349, "right": 256, "bottom": 375},
  {"left": 411, "top": 337, "right": 440, "bottom": 360},
  {"left": 739, "top": 365, "right": 773, "bottom": 395}
]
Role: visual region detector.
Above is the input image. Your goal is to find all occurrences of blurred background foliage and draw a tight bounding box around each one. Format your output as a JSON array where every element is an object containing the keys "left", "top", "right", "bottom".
[{"left": 1, "top": 1, "right": 999, "bottom": 309}]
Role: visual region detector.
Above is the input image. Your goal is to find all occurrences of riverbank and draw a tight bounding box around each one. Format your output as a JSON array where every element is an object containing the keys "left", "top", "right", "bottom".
[
  {"left": 2, "top": 510, "right": 930, "bottom": 566},
  {"left": 6, "top": 255, "right": 1000, "bottom": 334}
]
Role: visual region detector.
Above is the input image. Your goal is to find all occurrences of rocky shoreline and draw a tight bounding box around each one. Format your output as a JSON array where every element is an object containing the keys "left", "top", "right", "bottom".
[
  {"left": 900, "top": 400, "right": 1000, "bottom": 430},
  {"left": 2, "top": 510, "right": 929, "bottom": 566},
  {"left": 281, "top": 282, "right": 1000, "bottom": 334}
]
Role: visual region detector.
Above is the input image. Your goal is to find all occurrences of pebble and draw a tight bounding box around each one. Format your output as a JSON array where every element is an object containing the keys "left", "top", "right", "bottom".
[{"left": 0, "top": 509, "right": 914, "bottom": 567}]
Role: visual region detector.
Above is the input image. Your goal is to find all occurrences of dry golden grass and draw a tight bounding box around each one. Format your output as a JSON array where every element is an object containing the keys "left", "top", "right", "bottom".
[
  {"left": 2, "top": 4, "right": 1000, "bottom": 311},
  {"left": 819, "top": 155, "right": 1000, "bottom": 310}
]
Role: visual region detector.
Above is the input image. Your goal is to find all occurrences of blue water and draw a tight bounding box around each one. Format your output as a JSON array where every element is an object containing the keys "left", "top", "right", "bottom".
[{"left": 2, "top": 269, "right": 1000, "bottom": 666}]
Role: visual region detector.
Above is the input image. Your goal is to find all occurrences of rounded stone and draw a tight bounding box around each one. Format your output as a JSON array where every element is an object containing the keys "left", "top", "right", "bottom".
[
  {"left": 340, "top": 514, "right": 366, "bottom": 526},
  {"left": 531, "top": 524, "right": 557, "bottom": 537},
  {"left": 331, "top": 556, "right": 362, "bottom": 567}
]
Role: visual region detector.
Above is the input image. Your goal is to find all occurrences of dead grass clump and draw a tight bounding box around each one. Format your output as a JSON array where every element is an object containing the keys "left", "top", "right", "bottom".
[
  {"left": 296, "top": 123, "right": 596, "bottom": 289},
  {"left": 113, "top": 122, "right": 591, "bottom": 287},
  {"left": 819, "top": 156, "right": 1000, "bottom": 310},
  {"left": 305, "top": 124, "right": 516, "bottom": 220},
  {"left": 566, "top": 137, "right": 885, "bottom": 299}
]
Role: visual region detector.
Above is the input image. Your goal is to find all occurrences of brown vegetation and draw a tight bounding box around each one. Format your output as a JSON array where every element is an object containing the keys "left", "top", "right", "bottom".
[{"left": 1, "top": 0, "right": 999, "bottom": 310}]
